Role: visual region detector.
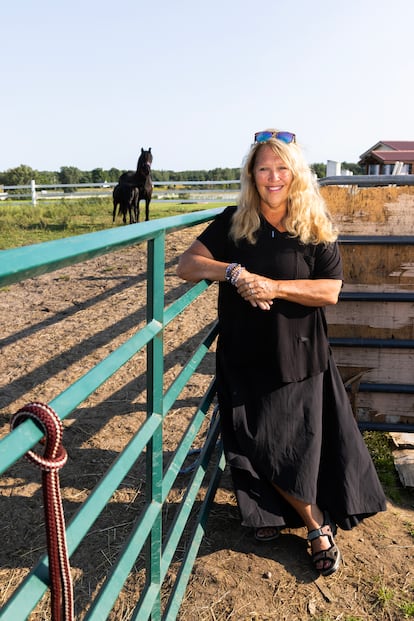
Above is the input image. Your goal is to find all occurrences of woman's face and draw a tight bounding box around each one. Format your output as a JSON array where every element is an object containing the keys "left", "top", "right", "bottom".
[{"left": 253, "top": 145, "right": 293, "bottom": 212}]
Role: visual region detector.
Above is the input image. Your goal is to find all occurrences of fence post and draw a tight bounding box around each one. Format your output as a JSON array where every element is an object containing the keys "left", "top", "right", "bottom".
[{"left": 30, "top": 180, "right": 37, "bottom": 206}]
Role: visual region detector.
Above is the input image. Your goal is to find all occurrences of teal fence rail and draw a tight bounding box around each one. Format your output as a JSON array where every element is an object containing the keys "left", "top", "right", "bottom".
[{"left": 0, "top": 208, "right": 226, "bottom": 620}]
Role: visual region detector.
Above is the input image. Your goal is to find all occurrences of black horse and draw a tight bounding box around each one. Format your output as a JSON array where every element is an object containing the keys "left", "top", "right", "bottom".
[
  {"left": 117, "top": 148, "right": 153, "bottom": 222},
  {"left": 112, "top": 183, "right": 139, "bottom": 224}
]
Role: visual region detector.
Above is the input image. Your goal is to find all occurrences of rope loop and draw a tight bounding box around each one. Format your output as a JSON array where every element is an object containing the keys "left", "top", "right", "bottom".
[
  {"left": 10, "top": 401, "right": 74, "bottom": 621},
  {"left": 11, "top": 402, "right": 68, "bottom": 472}
]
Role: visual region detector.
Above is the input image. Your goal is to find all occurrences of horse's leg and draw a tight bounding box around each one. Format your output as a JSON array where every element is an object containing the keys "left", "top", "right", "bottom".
[
  {"left": 132, "top": 191, "right": 138, "bottom": 223},
  {"left": 128, "top": 191, "right": 133, "bottom": 223},
  {"left": 135, "top": 198, "right": 140, "bottom": 223},
  {"left": 145, "top": 199, "right": 151, "bottom": 221}
]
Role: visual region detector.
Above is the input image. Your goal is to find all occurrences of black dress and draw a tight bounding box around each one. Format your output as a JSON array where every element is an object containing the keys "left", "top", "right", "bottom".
[{"left": 198, "top": 206, "right": 387, "bottom": 531}]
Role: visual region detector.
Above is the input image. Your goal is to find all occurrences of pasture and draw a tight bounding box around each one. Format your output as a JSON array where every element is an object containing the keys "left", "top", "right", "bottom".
[{"left": 0, "top": 198, "right": 227, "bottom": 249}]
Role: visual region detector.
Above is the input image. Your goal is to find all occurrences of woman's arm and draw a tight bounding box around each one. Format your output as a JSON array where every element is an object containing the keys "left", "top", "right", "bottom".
[
  {"left": 236, "top": 272, "right": 342, "bottom": 307},
  {"left": 177, "top": 240, "right": 341, "bottom": 309},
  {"left": 176, "top": 240, "right": 228, "bottom": 282}
]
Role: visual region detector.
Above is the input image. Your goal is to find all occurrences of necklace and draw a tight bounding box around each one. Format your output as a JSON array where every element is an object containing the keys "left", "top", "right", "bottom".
[
  {"left": 261, "top": 213, "right": 286, "bottom": 237},
  {"left": 269, "top": 220, "right": 286, "bottom": 237}
]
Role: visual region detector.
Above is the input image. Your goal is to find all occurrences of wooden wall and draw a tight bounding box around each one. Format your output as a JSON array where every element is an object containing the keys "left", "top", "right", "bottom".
[{"left": 322, "top": 185, "right": 414, "bottom": 425}]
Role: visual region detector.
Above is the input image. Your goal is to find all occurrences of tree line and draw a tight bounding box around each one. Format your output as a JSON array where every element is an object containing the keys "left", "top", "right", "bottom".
[{"left": 0, "top": 162, "right": 363, "bottom": 187}]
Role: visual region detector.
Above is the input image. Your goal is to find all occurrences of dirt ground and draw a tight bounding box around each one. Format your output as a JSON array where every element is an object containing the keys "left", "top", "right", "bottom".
[{"left": 1, "top": 225, "right": 413, "bottom": 621}]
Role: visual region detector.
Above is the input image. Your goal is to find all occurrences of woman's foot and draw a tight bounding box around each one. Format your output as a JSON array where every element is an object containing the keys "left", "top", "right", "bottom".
[
  {"left": 268, "top": 485, "right": 340, "bottom": 574},
  {"left": 254, "top": 526, "right": 280, "bottom": 542},
  {"left": 307, "top": 512, "right": 341, "bottom": 576}
]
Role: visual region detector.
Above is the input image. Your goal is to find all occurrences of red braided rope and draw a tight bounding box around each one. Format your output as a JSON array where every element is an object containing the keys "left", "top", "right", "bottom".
[{"left": 10, "top": 402, "right": 74, "bottom": 621}]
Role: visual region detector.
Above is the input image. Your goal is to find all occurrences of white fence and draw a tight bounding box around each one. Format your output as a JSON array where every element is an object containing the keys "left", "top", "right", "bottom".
[{"left": 0, "top": 180, "right": 241, "bottom": 206}]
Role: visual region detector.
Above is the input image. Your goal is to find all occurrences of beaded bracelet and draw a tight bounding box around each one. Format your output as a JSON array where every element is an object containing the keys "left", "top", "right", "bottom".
[
  {"left": 225, "top": 262, "right": 239, "bottom": 282},
  {"left": 225, "top": 262, "right": 245, "bottom": 286},
  {"left": 230, "top": 265, "right": 244, "bottom": 286}
]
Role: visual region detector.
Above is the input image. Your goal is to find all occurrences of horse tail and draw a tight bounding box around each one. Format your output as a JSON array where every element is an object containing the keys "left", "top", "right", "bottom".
[{"left": 112, "top": 184, "right": 121, "bottom": 221}]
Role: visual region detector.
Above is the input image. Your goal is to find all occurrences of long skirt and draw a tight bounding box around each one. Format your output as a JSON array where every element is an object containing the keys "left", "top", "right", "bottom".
[{"left": 216, "top": 353, "right": 387, "bottom": 531}]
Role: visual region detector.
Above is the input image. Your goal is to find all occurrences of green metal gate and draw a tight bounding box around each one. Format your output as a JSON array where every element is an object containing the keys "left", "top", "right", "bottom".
[{"left": 0, "top": 208, "right": 225, "bottom": 620}]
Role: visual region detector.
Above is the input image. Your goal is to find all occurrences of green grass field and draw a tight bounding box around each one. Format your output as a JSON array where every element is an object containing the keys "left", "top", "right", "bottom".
[{"left": 0, "top": 197, "right": 226, "bottom": 249}]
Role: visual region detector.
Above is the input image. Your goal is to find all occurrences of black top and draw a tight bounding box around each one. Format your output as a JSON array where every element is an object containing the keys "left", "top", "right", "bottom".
[{"left": 198, "top": 206, "right": 343, "bottom": 383}]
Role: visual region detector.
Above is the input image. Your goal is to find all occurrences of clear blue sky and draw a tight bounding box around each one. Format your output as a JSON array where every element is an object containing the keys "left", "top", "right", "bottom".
[{"left": 1, "top": 0, "right": 413, "bottom": 172}]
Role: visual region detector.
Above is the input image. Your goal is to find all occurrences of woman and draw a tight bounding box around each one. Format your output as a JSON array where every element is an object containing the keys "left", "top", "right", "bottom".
[{"left": 176, "top": 130, "right": 386, "bottom": 576}]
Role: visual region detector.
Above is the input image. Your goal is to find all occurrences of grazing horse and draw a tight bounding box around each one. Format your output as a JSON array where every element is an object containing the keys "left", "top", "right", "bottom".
[
  {"left": 112, "top": 183, "right": 139, "bottom": 224},
  {"left": 118, "top": 148, "right": 153, "bottom": 222}
]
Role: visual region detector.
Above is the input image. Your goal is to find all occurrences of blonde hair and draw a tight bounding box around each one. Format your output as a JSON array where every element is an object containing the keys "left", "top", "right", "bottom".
[{"left": 231, "top": 134, "right": 338, "bottom": 245}]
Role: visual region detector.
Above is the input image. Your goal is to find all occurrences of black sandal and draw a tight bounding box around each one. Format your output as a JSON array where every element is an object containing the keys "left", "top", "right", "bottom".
[{"left": 307, "top": 511, "right": 341, "bottom": 576}]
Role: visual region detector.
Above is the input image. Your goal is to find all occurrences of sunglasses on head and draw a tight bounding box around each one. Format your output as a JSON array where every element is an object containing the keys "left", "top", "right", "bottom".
[{"left": 254, "top": 130, "right": 296, "bottom": 144}]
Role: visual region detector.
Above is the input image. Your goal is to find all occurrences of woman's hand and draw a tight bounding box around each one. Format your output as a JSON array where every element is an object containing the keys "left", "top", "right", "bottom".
[{"left": 236, "top": 270, "right": 275, "bottom": 310}]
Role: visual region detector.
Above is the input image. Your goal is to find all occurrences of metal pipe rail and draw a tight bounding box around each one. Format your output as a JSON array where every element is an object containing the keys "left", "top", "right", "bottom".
[
  {"left": 340, "top": 291, "right": 414, "bottom": 302},
  {"left": 319, "top": 174, "right": 414, "bottom": 186}
]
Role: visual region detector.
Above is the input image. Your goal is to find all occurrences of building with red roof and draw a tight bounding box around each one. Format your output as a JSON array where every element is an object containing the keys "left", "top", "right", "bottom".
[{"left": 359, "top": 141, "right": 414, "bottom": 174}]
